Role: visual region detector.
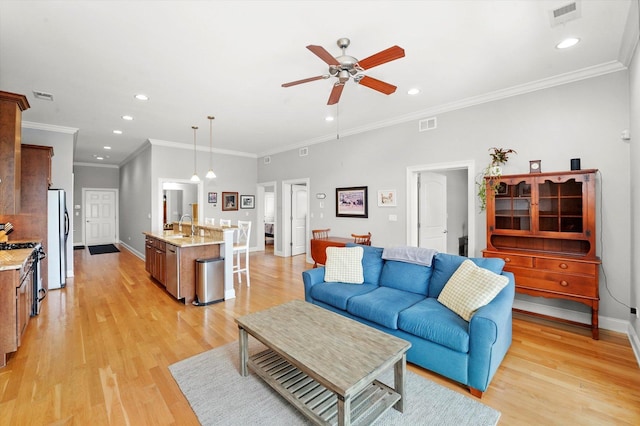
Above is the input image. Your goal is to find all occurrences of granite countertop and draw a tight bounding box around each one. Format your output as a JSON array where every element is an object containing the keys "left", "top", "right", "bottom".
[
  {"left": 143, "top": 230, "right": 224, "bottom": 248},
  {"left": 0, "top": 248, "right": 35, "bottom": 272}
]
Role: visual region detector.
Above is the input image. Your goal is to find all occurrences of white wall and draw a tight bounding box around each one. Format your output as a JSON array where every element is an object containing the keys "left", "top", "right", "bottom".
[
  {"left": 258, "top": 71, "right": 632, "bottom": 322},
  {"left": 629, "top": 15, "right": 640, "bottom": 344}
]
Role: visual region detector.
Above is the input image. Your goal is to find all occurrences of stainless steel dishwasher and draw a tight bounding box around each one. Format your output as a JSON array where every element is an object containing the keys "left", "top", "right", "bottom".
[{"left": 165, "top": 244, "right": 179, "bottom": 299}]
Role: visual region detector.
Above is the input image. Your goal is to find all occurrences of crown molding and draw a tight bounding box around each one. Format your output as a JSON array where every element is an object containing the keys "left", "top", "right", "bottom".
[
  {"left": 22, "top": 120, "right": 79, "bottom": 134},
  {"left": 148, "top": 138, "right": 256, "bottom": 158},
  {"left": 73, "top": 161, "right": 119, "bottom": 169},
  {"left": 258, "top": 60, "right": 627, "bottom": 157}
]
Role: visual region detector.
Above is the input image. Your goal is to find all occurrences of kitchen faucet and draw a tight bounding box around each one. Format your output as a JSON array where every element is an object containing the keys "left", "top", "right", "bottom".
[{"left": 178, "top": 214, "right": 195, "bottom": 236}]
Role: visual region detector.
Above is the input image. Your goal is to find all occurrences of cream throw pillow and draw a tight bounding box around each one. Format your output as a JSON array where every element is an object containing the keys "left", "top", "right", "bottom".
[
  {"left": 324, "top": 246, "right": 364, "bottom": 284},
  {"left": 437, "top": 259, "right": 508, "bottom": 321}
]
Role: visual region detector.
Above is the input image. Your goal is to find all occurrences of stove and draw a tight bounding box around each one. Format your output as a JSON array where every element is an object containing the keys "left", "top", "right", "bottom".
[{"left": 0, "top": 241, "right": 39, "bottom": 250}]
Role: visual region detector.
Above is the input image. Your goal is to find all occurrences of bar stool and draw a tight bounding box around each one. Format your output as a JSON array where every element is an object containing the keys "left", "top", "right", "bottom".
[
  {"left": 233, "top": 220, "right": 251, "bottom": 286},
  {"left": 219, "top": 219, "right": 231, "bottom": 227}
]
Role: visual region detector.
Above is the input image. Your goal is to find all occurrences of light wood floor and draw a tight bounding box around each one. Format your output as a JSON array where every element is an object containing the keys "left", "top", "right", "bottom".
[{"left": 1, "top": 245, "right": 639, "bottom": 425}]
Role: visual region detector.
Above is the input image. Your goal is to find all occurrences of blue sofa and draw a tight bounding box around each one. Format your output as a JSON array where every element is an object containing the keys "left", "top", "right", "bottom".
[{"left": 302, "top": 244, "right": 515, "bottom": 397}]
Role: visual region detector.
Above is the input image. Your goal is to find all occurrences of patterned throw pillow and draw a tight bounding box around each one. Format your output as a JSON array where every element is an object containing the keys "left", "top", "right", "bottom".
[
  {"left": 437, "top": 259, "right": 508, "bottom": 321},
  {"left": 324, "top": 246, "right": 364, "bottom": 284}
]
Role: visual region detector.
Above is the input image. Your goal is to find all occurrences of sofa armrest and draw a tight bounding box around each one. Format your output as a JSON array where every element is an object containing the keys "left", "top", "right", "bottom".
[
  {"left": 467, "top": 271, "right": 515, "bottom": 392},
  {"left": 302, "top": 267, "right": 325, "bottom": 302}
]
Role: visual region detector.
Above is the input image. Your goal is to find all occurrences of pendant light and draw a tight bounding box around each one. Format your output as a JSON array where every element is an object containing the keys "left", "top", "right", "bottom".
[
  {"left": 190, "top": 125, "right": 200, "bottom": 182},
  {"left": 205, "top": 115, "right": 216, "bottom": 179}
]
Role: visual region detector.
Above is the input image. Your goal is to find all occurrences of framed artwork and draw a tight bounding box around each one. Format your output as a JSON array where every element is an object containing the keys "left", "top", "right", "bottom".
[
  {"left": 377, "top": 189, "right": 396, "bottom": 207},
  {"left": 336, "top": 186, "right": 368, "bottom": 218},
  {"left": 240, "top": 195, "right": 255, "bottom": 209},
  {"left": 222, "top": 192, "right": 238, "bottom": 211},
  {"left": 208, "top": 192, "right": 217, "bottom": 204}
]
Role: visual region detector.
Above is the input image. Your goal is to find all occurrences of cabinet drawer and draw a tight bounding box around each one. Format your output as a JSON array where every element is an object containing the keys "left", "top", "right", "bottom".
[
  {"left": 484, "top": 252, "right": 533, "bottom": 268},
  {"left": 515, "top": 270, "right": 597, "bottom": 298},
  {"left": 534, "top": 258, "right": 597, "bottom": 276}
]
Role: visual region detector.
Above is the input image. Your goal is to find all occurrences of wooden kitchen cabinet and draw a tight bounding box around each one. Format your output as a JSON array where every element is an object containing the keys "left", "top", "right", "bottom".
[
  {"left": 0, "top": 262, "right": 34, "bottom": 367},
  {"left": 483, "top": 169, "right": 601, "bottom": 339},
  {"left": 144, "top": 236, "right": 166, "bottom": 286},
  {"left": 0, "top": 91, "right": 29, "bottom": 216}
]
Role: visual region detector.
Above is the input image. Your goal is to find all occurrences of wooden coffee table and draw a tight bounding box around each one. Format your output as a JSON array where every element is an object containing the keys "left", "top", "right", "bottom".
[{"left": 235, "top": 300, "right": 411, "bottom": 426}]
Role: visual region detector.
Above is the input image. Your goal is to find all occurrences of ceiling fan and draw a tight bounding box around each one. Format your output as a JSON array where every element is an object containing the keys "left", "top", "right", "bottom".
[{"left": 282, "top": 37, "right": 405, "bottom": 105}]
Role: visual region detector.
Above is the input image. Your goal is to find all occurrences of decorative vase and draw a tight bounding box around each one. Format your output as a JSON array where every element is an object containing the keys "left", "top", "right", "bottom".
[{"left": 489, "top": 165, "right": 502, "bottom": 176}]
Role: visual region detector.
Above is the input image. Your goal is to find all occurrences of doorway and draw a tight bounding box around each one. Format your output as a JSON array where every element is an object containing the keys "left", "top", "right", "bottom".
[
  {"left": 257, "top": 181, "right": 277, "bottom": 255},
  {"left": 281, "top": 178, "right": 310, "bottom": 258},
  {"left": 83, "top": 188, "right": 119, "bottom": 246},
  {"left": 407, "top": 161, "right": 476, "bottom": 256}
]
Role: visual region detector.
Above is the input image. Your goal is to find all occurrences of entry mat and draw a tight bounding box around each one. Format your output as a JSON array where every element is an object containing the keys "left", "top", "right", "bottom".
[{"left": 88, "top": 244, "right": 120, "bottom": 255}]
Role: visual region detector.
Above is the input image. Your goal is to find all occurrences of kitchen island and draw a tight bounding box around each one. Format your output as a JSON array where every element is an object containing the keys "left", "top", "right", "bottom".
[{"left": 143, "top": 225, "right": 235, "bottom": 304}]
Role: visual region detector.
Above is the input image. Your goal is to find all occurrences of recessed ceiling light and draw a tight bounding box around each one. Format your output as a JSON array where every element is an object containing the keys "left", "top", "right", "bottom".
[
  {"left": 407, "top": 88, "right": 420, "bottom": 95},
  {"left": 104, "top": 146, "right": 111, "bottom": 150},
  {"left": 122, "top": 115, "right": 134, "bottom": 121},
  {"left": 556, "top": 37, "right": 580, "bottom": 49},
  {"left": 134, "top": 94, "right": 149, "bottom": 101},
  {"left": 113, "top": 130, "right": 123, "bottom": 134},
  {"left": 96, "top": 156, "right": 104, "bottom": 160},
  {"left": 325, "top": 116, "right": 334, "bottom": 122}
]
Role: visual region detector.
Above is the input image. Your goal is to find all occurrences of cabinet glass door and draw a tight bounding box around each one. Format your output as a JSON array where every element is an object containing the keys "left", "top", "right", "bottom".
[
  {"left": 494, "top": 180, "right": 531, "bottom": 231},
  {"left": 537, "top": 178, "right": 583, "bottom": 233}
]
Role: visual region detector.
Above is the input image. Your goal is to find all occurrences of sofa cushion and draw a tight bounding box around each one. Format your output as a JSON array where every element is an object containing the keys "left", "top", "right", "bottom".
[
  {"left": 437, "top": 259, "right": 509, "bottom": 321},
  {"left": 347, "top": 287, "right": 425, "bottom": 329},
  {"left": 324, "top": 246, "right": 364, "bottom": 284},
  {"left": 346, "top": 243, "right": 384, "bottom": 285},
  {"left": 429, "top": 253, "right": 505, "bottom": 298},
  {"left": 379, "top": 260, "right": 432, "bottom": 295},
  {"left": 310, "top": 282, "right": 378, "bottom": 310},
  {"left": 398, "top": 298, "right": 470, "bottom": 353}
]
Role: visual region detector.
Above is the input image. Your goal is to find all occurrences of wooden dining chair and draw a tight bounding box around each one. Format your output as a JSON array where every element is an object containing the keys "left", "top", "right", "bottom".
[
  {"left": 312, "top": 228, "right": 330, "bottom": 239},
  {"left": 351, "top": 232, "right": 372, "bottom": 245}
]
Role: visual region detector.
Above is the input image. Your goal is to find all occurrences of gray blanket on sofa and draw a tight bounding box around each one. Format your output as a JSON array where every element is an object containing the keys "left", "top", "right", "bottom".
[{"left": 381, "top": 246, "right": 438, "bottom": 266}]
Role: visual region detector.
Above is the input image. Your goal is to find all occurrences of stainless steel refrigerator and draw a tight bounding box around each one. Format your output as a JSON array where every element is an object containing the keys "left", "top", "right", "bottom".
[{"left": 48, "top": 189, "right": 69, "bottom": 289}]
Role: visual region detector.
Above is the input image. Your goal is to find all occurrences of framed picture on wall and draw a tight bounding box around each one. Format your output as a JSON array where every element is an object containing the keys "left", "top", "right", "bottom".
[
  {"left": 336, "top": 186, "right": 368, "bottom": 218},
  {"left": 222, "top": 192, "right": 238, "bottom": 211},
  {"left": 208, "top": 192, "right": 217, "bottom": 204},
  {"left": 377, "top": 189, "right": 396, "bottom": 207},
  {"left": 240, "top": 195, "right": 255, "bottom": 209}
]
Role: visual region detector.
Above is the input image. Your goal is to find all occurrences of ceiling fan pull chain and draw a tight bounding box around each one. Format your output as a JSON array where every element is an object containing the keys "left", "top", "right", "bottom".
[{"left": 336, "top": 103, "right": 340, "bottom": 140}]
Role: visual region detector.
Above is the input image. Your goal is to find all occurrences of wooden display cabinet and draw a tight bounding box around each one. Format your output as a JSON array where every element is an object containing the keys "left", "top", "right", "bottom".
[{"left": 482, "top": 169, "right": 601, "bottom": 339}]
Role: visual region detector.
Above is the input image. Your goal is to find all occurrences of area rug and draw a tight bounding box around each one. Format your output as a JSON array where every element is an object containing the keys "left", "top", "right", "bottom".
[
  {"left": 168, "top": 340, "right": 500, "bottom": 426},
  {"left": 88, "top": 244, "right": 120, "bottom": 255}
]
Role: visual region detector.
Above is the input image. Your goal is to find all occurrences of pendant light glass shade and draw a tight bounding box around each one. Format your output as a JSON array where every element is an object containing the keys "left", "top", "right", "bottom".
[
  {"left": 206, "top": 115, "right": 216, "bottom": 179},
  {"left": 190, "top": 126, "right": 200, "bottom": 182}
]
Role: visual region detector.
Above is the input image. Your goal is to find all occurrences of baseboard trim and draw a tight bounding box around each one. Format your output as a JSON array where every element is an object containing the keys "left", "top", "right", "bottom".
[
  {"left": 118, "top": 241, "right": 143, "bottom": 260},
  {"left": 513, "top": 299, "right": 629, "bottom": 334},
  {"left": 628, "top": 323, "right": 640, "bottom": 368}
]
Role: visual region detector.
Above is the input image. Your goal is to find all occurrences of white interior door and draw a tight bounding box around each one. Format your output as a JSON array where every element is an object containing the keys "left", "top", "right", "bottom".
[
  {"left": 419, "top": 172, "right": 447, "bottom": 252},
  {"left": 291, "top": 184, "right": 307, "bottom": 256},
  {"left": 85, "top": 189, "right": 117, "bottom": 246}
]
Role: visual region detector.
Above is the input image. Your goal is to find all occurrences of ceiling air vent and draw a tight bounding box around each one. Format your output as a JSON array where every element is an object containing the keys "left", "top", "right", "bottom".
[
  {"left": 419, "top": 117, "right": 437, "bottom": 132},
  {"left": 549, "top": 1, "right": 581, "bottom": 27},
  {"left": 33, "top": 90, "right": 54, "bottom": 101}
]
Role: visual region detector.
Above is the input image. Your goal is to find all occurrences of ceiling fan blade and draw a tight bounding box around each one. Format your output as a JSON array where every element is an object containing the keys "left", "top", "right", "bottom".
[
  {"left": 358, "top": 76, "right": 397, "bottom": 95},
  {"left": 327, "top": 83, "right": 345, "bottom": 105},
  {"left": 357, "top": 45, "right": 405, "bottom": 70},
  {"left": 307, "top": 45, "right": 340, "bottom": 66},
  {"left": 281, "top": 75, "right": 327, "bottom": 87}
]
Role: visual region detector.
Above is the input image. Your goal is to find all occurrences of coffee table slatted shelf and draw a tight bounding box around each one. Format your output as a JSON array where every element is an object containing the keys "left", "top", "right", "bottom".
[{"left": 249, "top": 348, "right": 401, "bottom": 426}]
